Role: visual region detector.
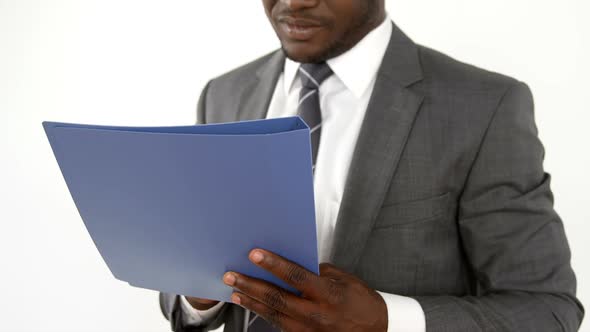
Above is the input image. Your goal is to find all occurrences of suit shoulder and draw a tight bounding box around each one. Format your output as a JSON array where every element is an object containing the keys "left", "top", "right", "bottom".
[
  {"left": 414, "top": 45, "right": 535, "bottom": 135},
  {"left": 207, "top": 50, "right": 280, "bottom": 88},
  {"left": 416, "top": 44, "right": 521, "bottom": 94}
]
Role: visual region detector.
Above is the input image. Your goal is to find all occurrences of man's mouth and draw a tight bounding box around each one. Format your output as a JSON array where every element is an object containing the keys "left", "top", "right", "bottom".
[{"left": 277, "top": 17, "right": 324, "bottom": 41}]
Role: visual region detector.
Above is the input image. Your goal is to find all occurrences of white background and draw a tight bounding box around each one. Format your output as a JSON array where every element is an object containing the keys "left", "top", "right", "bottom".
[{"left": 1, "top": 1, "right": 588, "bottom": 331}]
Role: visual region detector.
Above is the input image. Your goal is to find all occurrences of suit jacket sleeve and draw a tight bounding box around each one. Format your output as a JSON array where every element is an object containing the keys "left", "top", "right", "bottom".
[
  {"left": 413, "top": 81, "right": 584, "bottom": 331},
  {"left": 158, "top": 80, "right": 234, "bottom": 332}
]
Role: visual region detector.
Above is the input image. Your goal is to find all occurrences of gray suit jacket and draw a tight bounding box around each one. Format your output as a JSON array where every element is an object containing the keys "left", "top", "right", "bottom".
[{"left": 160, "top": 21, "right": 584, "bottom": 331}]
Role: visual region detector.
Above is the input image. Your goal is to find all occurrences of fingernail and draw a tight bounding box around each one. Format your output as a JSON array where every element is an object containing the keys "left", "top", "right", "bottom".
[
  {"left": 251, "top": 251, "right": 264, "bottom": 263},
  {"left": 231, "top": 293, "right": 241, "bottom": 304},
  {"left": 223, "top": 272, "right": 236, "bottom": 285}
]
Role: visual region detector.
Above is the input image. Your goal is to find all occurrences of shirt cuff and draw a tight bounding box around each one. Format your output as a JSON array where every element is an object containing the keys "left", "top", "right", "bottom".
[
  {"left": 180, "top": 296, "right": 225, "bottom": 326},
  {"left": 376, "top": 291, "right": 425, "bottom": 332}
]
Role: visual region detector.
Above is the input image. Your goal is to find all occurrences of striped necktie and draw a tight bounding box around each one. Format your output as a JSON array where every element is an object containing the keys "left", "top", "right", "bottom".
[
  {"left": 246, "top": 62, "right": 333, "bottom": 332},
  {"left": 296, "top": 62, "right": 333, "bottom": 170}
]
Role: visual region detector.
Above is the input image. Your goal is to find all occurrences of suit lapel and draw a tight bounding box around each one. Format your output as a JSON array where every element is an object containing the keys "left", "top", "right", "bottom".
[
  {"left": 233, "top": 23, "right": 424, "bottom": 274},
  {"left": 330, "top": 21, "right": 425, "bottom": 273},
  {"left": 237, "top": 51, "right": 285, "bottom": 121}
]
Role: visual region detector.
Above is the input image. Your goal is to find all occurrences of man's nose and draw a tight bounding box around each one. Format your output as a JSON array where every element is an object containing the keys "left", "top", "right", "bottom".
[{"left": 279, "top": 0, "right": 319, "bottom": 11}]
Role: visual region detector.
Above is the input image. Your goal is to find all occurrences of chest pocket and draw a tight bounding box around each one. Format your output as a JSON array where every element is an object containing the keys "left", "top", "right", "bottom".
[{"left": 373, "top": 192, "right": 451, "bottom": 228}]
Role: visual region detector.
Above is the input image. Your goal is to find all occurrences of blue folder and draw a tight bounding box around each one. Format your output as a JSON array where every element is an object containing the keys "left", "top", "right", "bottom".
[{"left": 43, "top": 116, "right": 318, "bottom": 302}]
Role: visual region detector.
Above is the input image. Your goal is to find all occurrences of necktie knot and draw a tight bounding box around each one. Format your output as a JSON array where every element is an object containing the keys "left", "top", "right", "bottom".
[{"left": 299, "top": 62, "right": 333, "bottom": 89}]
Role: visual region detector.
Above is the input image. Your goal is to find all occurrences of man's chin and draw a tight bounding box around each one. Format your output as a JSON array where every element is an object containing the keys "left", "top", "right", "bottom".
[
  {"left": 281, "top": 38, "right": 348, "bottom": 64},
  {"left": 282, "top": 47, "right": 327, "bottom": 64}
]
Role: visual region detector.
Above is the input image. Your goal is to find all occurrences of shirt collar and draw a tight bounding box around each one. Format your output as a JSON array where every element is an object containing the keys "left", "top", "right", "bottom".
[{"left": 283, "top": 14, "right": 393, "bottom": 98}]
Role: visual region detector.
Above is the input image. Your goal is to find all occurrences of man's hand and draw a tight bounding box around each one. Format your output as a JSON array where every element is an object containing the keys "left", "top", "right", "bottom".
[{"left": 222, "top": 249, "right": 388, "bottom": 332}]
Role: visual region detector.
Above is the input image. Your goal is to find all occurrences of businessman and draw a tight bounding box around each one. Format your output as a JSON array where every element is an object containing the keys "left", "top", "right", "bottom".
[{"left": 160, "top": 0, "right": 584, "bottom": 331}]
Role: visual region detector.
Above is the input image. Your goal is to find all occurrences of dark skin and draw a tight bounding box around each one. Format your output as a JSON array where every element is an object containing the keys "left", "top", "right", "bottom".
[
  {"left": 189, "top": 249, "right": 388, "bottom": 331},
  {"left": 187, "top": 0, "right": 389, "bottom": 330},
  {"left": 227, "top": 249, "right": 388, "bottom": 331},
  {"left": 264, "top": 0, "right": 386, "bottom": 63}
]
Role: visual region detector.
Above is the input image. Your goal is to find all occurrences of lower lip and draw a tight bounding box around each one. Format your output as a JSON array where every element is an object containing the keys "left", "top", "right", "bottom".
[{"left": 279, "top": 22, "right": 323, "bottom": 41}]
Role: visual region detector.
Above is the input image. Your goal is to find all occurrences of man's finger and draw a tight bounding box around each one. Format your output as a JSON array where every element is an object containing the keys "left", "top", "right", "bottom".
[
  {"left": 319, "top": 262, "right": 345, "bottom": 277},
  {"left": 248, "top": 249, "right": 325, "bottom": 297},
  {"left": 223, "top": 271, "right": 315, "bottom": 319},
  {"left": 231, "top": 291, "right": 313, "bottom": 332}
]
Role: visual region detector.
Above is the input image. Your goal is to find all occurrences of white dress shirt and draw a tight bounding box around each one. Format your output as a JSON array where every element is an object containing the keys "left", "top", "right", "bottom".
[{"left": 181, "top": 15, "right": 425, "bottom": 332}]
